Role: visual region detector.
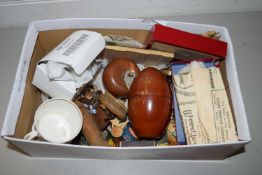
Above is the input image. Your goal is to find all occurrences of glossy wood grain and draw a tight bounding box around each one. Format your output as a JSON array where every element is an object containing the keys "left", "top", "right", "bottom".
[
  {"left": 102, "top": 58, "right": 140, "bottom": 97},
  {"left": 128, "top": 67, "right": 172, "bottom": 138}
]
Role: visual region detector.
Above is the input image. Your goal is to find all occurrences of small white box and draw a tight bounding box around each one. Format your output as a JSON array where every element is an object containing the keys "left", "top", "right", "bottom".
[
  {"left": 32, "top": 30, "right": 105, "bottom": 100},
  {"left": 1, "top": 18, "right": 251, "bottom": 159}
]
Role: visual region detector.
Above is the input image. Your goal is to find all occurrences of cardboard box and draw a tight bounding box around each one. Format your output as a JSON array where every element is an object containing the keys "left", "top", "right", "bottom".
[{"left": 1, "top": 18, "right": 251, "bottom": 159}]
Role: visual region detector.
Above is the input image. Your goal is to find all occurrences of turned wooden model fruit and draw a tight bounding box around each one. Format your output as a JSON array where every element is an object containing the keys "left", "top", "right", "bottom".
[
  {"left": 128, "top": 67, "right": 172, "bottom": 139},
  {"left": 102, "top": 58, "right": 140, "bottom": 97}
]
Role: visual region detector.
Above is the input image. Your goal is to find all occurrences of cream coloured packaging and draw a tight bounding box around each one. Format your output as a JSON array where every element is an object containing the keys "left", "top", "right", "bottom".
[{"left": 173, "top": 67, "right": 238, "bottom": 144}]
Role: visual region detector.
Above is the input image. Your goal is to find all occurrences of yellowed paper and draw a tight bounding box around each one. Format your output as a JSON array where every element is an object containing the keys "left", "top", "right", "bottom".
[
  {"left": 207, "top": 67, "right": 238, "bottom": 142},
  {"left": 191, "top": 68, "right": 217, "bottom": 143},
  {"left": 173, "top": 72, "right": 208, "bottom": 144},
  {"left": 173, "top": 67, "right": 238, "bottom": 144}
]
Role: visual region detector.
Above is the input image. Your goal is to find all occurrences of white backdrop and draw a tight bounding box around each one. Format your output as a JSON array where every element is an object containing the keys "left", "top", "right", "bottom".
[{"left": 0, "top": 0, "right": 262, "bottom": 28}]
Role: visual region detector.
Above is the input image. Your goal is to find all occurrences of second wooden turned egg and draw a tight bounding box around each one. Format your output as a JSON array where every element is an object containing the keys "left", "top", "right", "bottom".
[{"left": 128, "top": 67, "right": 172, "bottom": 139}]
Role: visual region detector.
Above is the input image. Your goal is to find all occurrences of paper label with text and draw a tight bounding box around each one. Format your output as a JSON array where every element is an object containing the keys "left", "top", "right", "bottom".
[
  {"left": 173, "top": 72, "right": 209, "bottom": 144},
  {"left": 173, "top": 67, "right": 238, "bottom": 144}
]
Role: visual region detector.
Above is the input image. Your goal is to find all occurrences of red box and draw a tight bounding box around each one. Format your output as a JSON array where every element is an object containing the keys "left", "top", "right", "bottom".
[{"left": 147, "top": 24, "right": 227, "bottom": 59}]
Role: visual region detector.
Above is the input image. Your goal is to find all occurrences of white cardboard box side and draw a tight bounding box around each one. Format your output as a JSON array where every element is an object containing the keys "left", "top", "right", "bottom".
[
  {"left": 222, "top": 28, "right": 251, "bottom": 141},
  {"left": 1, "top": 18, "right": 251, "bottom": 159},
  {"left": 33, "top": 18, "right": 155, "bottom": 32},
  {"left": 1, "top": 24, "right": 38, "bottom": 136},
  {"left": 4, "top": 136, "right": 249, "bottom": 159}
]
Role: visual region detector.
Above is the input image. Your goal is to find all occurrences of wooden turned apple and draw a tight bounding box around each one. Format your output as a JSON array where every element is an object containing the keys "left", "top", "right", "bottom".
[{"left": 102, "top": 58, "right": 140, "bottom": 97}]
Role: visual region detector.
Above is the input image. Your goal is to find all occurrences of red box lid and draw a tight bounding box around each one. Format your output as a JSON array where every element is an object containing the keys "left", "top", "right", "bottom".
[{"left": 147, "top": 24, "right": 227, "bottom": 59}]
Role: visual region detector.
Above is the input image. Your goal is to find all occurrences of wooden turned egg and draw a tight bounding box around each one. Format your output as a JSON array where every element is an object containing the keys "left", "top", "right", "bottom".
[
  {"left": 128, "top": 67, "right": 172, "bottom": 139},
  {"left": 102, "top": 58, "right": 140, "bottom": 97}
]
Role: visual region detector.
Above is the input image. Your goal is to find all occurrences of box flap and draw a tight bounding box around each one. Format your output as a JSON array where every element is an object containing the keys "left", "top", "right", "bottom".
[
  {"left": 1, "top": 23, "right": 39, "bottom": 136},
  {"left": 3, "top": 136, "right": 251, "bottom": 159},
  {"left": 32, "top": 18, "right": 155, "bottom": 32},
  {"left": 222, "top": 28, "right": 251, "bottom": 141}
]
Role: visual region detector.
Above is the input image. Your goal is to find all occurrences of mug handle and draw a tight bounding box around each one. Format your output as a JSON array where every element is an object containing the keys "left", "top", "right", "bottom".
[{"left": 24, "top": 123, "right": 39, "bottom": 140}]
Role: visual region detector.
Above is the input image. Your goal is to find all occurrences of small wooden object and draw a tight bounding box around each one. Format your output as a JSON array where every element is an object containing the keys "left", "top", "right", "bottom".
[
  {"left": 74, "top": 100, "right": 111, "bottom": 147},
  {"left": 99, "top": 91, "right": 127, "bottom": 121}
]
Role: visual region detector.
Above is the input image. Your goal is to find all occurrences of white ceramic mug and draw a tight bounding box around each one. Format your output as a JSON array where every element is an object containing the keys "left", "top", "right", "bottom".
[{"left": 24, "top": 98, "right": 83, "bottom": 144}]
